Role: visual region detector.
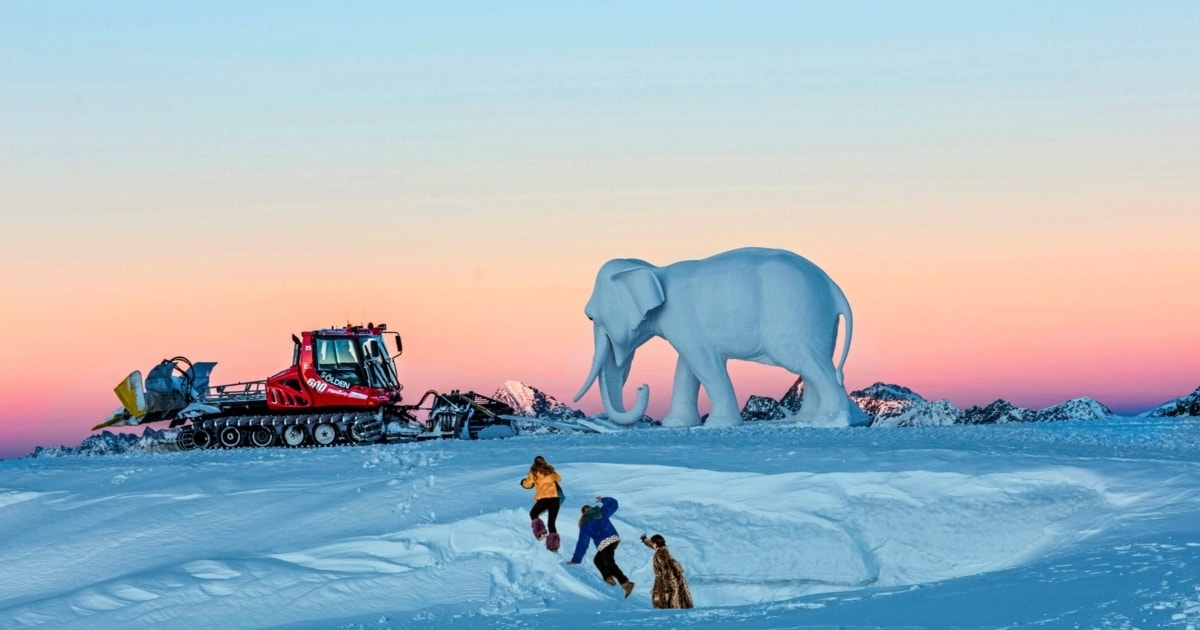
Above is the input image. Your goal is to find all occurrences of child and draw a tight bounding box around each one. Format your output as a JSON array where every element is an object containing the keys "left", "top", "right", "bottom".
[
  {"left": 519, "top": 455, "right": 562, "bottom": 551},
  {"left": 566, "top": 496, "right": 635, "bottom": 598},
  {"left": 640, "top": 533, "right": 693, "bottom": 609}
]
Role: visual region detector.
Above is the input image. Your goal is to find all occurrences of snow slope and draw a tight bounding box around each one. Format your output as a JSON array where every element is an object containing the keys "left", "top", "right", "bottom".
[{"left": 3, "top": 418, "right": 1200, "bottom": 629}]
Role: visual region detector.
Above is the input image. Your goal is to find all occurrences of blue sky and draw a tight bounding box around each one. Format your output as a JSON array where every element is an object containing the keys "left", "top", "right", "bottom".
[{"left": 1, "top": 1, "right": 1197, "bottom": 457}]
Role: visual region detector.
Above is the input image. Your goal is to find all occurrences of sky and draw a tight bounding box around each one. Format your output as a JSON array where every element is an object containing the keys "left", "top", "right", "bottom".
[
  {"left": 2, "top": 1, "right": 1198, "bottom": 458},
  {"left": 3, "top": 417, "right": 1200, "bottom": 628}
]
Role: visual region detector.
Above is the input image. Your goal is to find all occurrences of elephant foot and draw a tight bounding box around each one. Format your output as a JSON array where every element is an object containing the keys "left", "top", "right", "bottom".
[
  {"left": 701, "top": 412, "right": 742, "bottom": 427},
  {"left": 847, "top": 405, "right": 871, "bottom": 427},
  {"left": 796, "top": 408, "right": 859, "bottom": 428},
  {"left": 660, "top": 412, "right": 702, "bottom": 428}
]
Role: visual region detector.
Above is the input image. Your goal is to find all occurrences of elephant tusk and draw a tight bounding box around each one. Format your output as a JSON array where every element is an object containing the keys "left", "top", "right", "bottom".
[{"left": 574, "top": 325, "right": 609, "bottom": 402}]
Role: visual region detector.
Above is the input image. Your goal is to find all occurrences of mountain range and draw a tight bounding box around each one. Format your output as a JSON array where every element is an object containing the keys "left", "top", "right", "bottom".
[
  {"left": 743, "top": 380, "right": 1200, "bottom": 427},
  {"left": 493, "top": 379, "right": 1200, "bottom": 428},
  {"left": 26, "top": 382, "right": 1200, "bottom": 457}
]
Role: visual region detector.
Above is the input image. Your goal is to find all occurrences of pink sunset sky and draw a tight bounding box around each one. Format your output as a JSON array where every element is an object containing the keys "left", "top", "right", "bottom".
[{"left": 2, "top": 3, "right": 1197, "bottom": 459}]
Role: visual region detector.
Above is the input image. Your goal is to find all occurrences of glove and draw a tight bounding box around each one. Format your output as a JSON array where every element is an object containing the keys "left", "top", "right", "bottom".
[{"left": 595, "top": 495, "right": 604, "bottom": 502}]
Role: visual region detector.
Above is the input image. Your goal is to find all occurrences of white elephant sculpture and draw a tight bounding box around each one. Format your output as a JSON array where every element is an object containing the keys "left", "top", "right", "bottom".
[{"left": 573, "top": 247, "right": 863, "bottom": 428}]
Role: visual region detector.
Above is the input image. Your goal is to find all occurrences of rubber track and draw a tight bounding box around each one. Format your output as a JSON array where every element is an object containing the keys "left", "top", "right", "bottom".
[{"left": 176, "top": 412, "right": 385, "bottom": 450}]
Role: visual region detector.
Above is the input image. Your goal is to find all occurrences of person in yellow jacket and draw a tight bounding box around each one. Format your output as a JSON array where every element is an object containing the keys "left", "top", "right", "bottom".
[{"left": 520, "top": 455, "right": 563, "bottom": 551}]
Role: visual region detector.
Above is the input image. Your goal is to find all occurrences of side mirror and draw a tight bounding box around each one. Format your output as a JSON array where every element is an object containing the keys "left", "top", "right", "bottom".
[{"left": 393, "top": 333, "right": 403, "bottom": 355}]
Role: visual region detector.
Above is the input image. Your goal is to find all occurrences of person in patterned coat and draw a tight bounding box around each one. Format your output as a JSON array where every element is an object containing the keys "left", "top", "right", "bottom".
[{"left": 640, "top": 533, "right": 693, "bottom": 609}]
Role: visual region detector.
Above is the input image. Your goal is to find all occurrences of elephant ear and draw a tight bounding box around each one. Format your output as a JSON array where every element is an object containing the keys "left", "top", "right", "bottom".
[{"left": 612, "top": 266, "right": 665, "bottom": 324}]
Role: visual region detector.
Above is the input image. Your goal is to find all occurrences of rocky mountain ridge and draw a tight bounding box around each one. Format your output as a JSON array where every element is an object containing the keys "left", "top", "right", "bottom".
[
  {"left": 744, "top": 379, "right": 1180, "bottom": 427},
  {"left": 1140, "top": 386, "right": 1200, "bottom": 418},
  {"left": 461, "top": 379, "right": 1112, "bottom": 428},
  {"left": 29, "top": 427, "right": 178, "bottom": 458},
  {"left": 27, "top": 382, "right": 1200, "bottom": 457}
]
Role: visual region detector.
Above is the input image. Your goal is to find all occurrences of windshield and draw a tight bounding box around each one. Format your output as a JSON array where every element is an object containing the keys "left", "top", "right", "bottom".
[{"left": 359, "top": 334, "right": 400, "bottom": 389}]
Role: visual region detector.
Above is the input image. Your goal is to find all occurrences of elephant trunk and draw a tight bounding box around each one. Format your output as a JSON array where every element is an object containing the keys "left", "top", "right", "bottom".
[
  {"left": 574, "top": 326, "right": 649, "bottom": 426},
  {"left": 599, "top": 352, "right": 649, "bottom": 426}
]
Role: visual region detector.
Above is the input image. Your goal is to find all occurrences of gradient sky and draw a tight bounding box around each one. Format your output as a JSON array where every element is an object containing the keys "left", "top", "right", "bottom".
[{"left": 2, "top": 2, "right": 1197, "bottom": 459}]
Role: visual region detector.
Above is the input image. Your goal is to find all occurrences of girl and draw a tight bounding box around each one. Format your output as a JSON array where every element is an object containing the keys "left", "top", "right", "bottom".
[
  {"left": 519, "top": 455, "right": 562, "bottom": 551},
  {"left": 566, "top": 496, "right": 635, "bottom": 598},
  {"left": 640, "top": 533, "right": 694, "bottom": 609}
]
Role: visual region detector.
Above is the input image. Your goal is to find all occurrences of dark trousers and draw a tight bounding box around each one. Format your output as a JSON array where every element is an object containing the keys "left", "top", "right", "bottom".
[
  {"left": 594, "top": 540, "right": 628, "bottom": 585},
  {"left": 530, "top": 497, "right": 560, "bottom": 533}
]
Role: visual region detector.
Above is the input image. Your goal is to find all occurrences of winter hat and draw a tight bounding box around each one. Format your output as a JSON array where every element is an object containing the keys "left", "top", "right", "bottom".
[
  {"left": 650, "top": 534, "right": 666, "bottom": 547},
  {"left": 579, "top": 504, "right": 602, "bottom": 524}
]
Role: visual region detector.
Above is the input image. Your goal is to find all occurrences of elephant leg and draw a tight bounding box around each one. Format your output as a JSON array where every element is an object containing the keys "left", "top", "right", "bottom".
[
  {"left": 794, "top": 374, "right": 818, "bottom": 422},
  {"left": 689, "top": 354, "right": 741, "bottom": 427},
  {"left": 788, "top": 361, "right": 848, "bottom": 425},
  {"left": 661, "top": 357, "right": 702, "bottom": 427}
]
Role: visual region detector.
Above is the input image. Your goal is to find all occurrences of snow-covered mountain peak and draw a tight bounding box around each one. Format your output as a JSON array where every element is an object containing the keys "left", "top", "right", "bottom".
[
  {"left": 1142, "top": 386, "right": 1200, "bottom": 418},
  {"left": 875, "top": 399, "right": 964, "bottom": 428},
  {"left": 495, "top": 380, "right": 540, "bottom": 413},
  {"left": 491, "top": 380, "right": 582, "bottom": 420},
  {"left": 1035, "top": 397, "right": 1114, "bottom": 422},
  {"left": 961, "top": 399, "right": 1032, "bottom": 424},
  {"left": 850, "top": 382, "right": 927, "bottom": 424},
  {"left": 852, "top": 382, "right": 928, "bottom": 403}
]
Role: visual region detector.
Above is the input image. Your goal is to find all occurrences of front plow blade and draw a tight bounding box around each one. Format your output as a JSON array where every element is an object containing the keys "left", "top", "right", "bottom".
[
  {"left": 92, "top": 371, "right": 147, "bottom": 430},
  {"left": 114, "top": 370, "right": 147, "bottom": 418}
]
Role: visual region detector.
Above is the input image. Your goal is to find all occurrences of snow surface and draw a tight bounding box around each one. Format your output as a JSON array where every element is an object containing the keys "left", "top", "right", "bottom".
[{"left": 3, "top": 417, "right": 1200, "bottom": 629}]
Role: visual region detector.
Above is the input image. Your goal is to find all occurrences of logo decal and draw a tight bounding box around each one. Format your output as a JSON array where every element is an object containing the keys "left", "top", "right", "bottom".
[{"left": 318, "top": 372, "right": 352, "bottom": 389}]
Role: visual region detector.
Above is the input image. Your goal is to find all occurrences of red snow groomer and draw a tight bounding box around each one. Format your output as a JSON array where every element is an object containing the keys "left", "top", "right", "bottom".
[{"left": 95, "top": 323, "right": 516, "bottom": 450}]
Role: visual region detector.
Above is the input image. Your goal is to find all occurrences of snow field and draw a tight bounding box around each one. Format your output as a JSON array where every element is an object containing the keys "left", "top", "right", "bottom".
[{"left": 2, "top": 418, "right": 1200, "bottom": 628}]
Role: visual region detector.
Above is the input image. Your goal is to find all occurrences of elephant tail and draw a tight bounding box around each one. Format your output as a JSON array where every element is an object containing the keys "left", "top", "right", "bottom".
[{"left": 833, "top": 285, "right": 853, "bottom": 388}]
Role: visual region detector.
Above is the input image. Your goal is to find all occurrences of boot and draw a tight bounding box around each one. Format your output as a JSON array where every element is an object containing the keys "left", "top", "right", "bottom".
[
  {"left": 545, "top": 532, "right": 560, "bottom": 552},
  {"left": 604, "top": 575, "right": 617, "bottom": 586},
  {"left": 531, "top": 518, "right": 547, "bottom": 541},
  {"left": 622, "top": 581, "right": 635, "bottom": 599}
]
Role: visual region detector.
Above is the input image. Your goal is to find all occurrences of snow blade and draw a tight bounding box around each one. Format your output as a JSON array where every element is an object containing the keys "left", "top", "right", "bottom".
[
  {"left": 115, "top": 370, "right": 148, "bottom": 419},
  {"left": 93, "top": 407, "right": 132, "bottom": 430},
  {"left": 92, "top": 371, "right": 149, "bottom": 430}
]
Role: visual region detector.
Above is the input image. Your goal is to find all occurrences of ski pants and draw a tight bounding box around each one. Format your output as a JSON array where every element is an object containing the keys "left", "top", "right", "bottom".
[
  {"left": 594, "top": 540, "right": 629, "bottom": 585},
  {"left": 530, "top": 497, "right": 560, "bottom": 533}
]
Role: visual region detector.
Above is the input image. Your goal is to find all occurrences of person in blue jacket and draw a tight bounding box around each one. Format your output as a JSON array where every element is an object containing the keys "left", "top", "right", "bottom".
[{"left": 566, "top": 496, "right": 635, "bottom": 598}]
